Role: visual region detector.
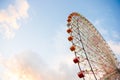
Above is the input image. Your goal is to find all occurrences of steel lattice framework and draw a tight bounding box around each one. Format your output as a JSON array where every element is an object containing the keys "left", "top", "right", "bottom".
[{"left": 66, "top": 12, "right": 120, "bottom": 80}]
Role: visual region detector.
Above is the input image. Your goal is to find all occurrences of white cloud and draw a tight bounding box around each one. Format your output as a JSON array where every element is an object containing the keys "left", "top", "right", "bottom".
[
  {"left": 0, "top": 51, "right": 78, "bottom": 80},
  {"left": 0, "top": 0, "right": 29, "bottom": 39},
  {"left": 108, "top": 41, "right": 120, "bottom": 55},
  {"left": 0, "top": 24, "right": 79, "bottom": 80},
  {"left": 107, "top": 40, "right": 120, "bottom": 63}
]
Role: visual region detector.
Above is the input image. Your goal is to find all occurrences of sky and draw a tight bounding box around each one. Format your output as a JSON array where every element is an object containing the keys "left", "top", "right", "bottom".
[{"left": 0, "top": 0, "right": 120, "bottom": 80}]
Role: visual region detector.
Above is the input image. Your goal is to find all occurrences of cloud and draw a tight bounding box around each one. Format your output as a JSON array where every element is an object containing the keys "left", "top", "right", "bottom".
[
  {"left": 0, "top": 51, "right": 78, "bottom": 80},
  {"left": 0, "top": 0, "right": 29, "bottom": 39},
  {"left": 107, "top": 40, "right": 120, "bottom": 63},
  {"left": 50, "top": 25, "right": 80, "bottom": 80},
  {"left": 108, "top": 41, "right": 120, "bottom": 55},
  {"left": 0, "top": 52, "right": 46, "bottom": 80},
  {"left": 0, "top": 23, "right": 79, "bottom": 79}
]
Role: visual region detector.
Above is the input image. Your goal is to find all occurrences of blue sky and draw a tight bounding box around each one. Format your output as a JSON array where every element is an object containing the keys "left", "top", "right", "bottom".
[{"left": 0, "top": 0, "right": 120, "bottom": 80}]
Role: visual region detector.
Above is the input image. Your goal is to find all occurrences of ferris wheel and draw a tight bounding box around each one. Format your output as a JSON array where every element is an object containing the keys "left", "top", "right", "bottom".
[{"left": 66, "top": 12, "right": 120, "bottom": 80}]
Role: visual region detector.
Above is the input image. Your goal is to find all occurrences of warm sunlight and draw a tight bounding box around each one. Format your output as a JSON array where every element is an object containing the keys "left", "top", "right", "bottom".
[
  {"left": 3, "top": 68, "right": 41, "bottom": 80},
  {"left": 1, "top": 56, "right": 41, "bottom": 80}
]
